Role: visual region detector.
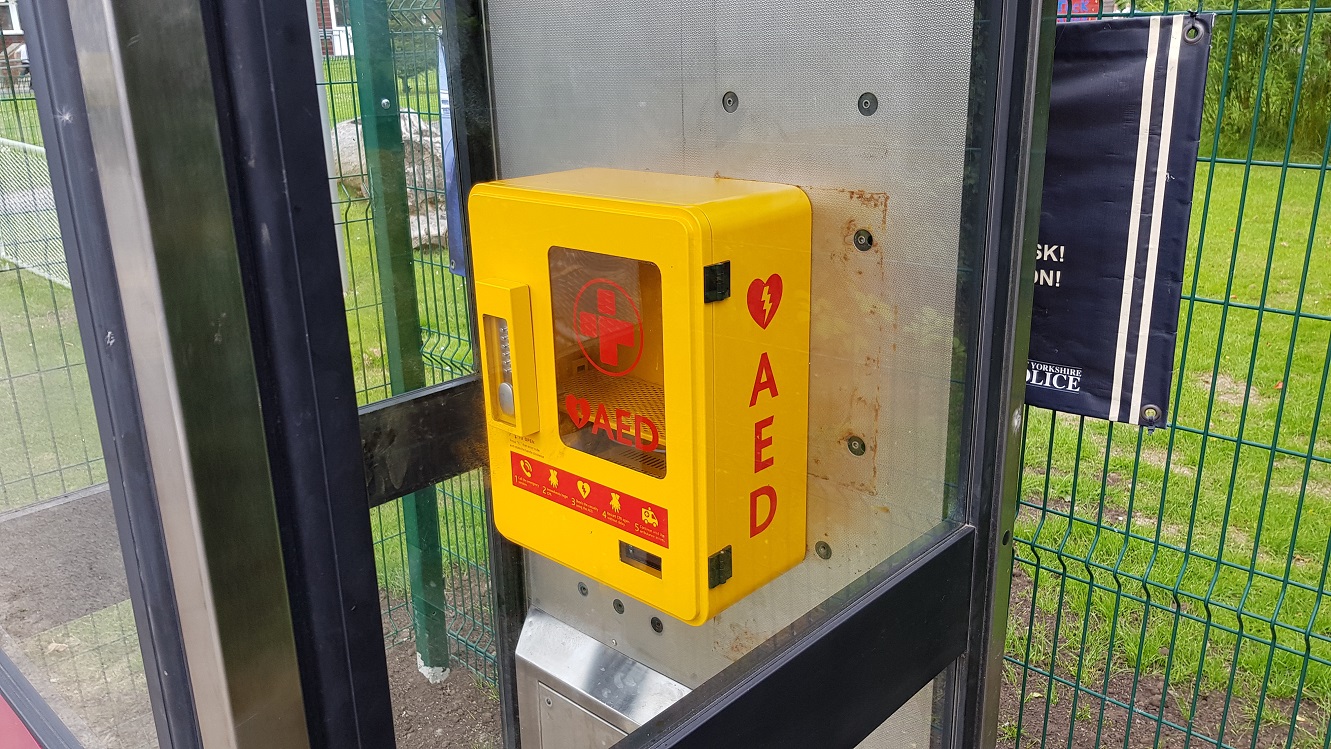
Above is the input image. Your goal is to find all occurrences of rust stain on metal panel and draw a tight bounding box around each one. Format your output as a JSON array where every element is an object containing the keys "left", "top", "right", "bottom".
[
  {"left": 842, "top": 188, "right": 889, "bottom": 209},
  {"left": 719, "top": 622, "right": 766, "bottom": 661},
  {"left": 804, "top": 186, "right": 889, "bottom": 494}
]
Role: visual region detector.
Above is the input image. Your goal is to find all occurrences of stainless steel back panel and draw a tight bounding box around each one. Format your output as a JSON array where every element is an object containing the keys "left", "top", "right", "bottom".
[
  {"left": 537, "top": 684, "right": 627, "bottom": 749},
  {"left": 516, "top": 609, "right": 690, "bottom": 740}
]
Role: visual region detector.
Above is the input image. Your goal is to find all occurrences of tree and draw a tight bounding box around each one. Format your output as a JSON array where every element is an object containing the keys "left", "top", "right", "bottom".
[{"left": 387, "top": 1, "right": 438, "bottom": 97}]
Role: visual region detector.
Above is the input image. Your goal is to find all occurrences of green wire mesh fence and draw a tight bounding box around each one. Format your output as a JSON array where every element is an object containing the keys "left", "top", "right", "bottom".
[
  {"left": 0, "top": 56, "right": 103, "bottom": 518},
  {"left": 0, "top": 40, "right": 156, "bottom": 748},
  {"left": 316, "top": 0, "right": 496, "bottom": 686},
  {"left": 1004, "top": 3, "right": 1331, "bottom": 749}
]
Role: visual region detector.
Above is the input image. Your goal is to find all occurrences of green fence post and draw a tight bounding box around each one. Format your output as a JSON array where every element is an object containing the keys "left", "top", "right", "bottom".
[{"left": 346, "top": 0, "right": 450, "bottom": 676}]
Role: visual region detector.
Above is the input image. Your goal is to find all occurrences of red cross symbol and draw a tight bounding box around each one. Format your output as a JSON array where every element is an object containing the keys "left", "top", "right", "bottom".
[{"left": 573, "top": 279, "right": 642, "bottom": 376}]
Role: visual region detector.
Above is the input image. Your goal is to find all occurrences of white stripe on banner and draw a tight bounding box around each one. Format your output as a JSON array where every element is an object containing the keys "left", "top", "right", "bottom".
[
  {"left": 1130, "top": 15, "right": 1184, "bottom": 424},
  {"left": 1109, "top": 15, "right": 1162, "bottom": 423}
]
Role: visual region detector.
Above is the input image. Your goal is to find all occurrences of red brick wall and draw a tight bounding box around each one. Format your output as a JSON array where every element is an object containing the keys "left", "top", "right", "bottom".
[
  {"left": 313, "top": 0, "right": 337, "bottom": 56},
  {"left": 1, "top": 31, "right": 25, "bottom": 87},
  {"left": 314, "top": 0, "right": 335, "bottom": 30}
]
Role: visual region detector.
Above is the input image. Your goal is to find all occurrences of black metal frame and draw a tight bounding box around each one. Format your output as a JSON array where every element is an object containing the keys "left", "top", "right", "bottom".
[
  {"left": 361, "top": 377, "right": 486, "bottom": 506},
  {"left": 23, "top": 3, "right": 203, "bottom": 747},
  {"left": 951, "top": 1, "right": 1057, "bottom": 746},
  {"left": 194, "top": 0, "right": 398, "bottom": 744}
]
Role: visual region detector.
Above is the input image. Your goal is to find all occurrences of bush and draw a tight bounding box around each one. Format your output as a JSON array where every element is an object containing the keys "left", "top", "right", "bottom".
[{"left": 1201, "top": 9, "right": 1331, "bottom": 161}]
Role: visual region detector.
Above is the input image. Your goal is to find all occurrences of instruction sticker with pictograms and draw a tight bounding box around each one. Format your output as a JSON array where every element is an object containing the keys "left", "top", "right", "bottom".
[{"left": 510, "top": 451, "right": 669, "bottom": 548}]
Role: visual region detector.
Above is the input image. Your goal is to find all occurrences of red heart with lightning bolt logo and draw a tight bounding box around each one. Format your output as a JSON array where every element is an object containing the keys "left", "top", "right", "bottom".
[
  {"left": 564, "top": 394, "right": 591, "bottom": 427},
  {"left": 747, "top": 275, "right": 783, "bottom": 329}
]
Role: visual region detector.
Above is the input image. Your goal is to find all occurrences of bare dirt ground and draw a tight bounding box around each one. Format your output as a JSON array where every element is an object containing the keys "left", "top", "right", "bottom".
[
  {"left": 386, "top": 641, "right": 502, "bottom": 749},
  {"left": 0, "top": 488, "right": 127, "bottom": 639},
  {"left": 0, "top": 488, "right": 155, "bottom": 748}
]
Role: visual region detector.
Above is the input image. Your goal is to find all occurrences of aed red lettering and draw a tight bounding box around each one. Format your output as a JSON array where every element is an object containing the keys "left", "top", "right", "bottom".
[
  {"left": 748, "top": 350, "right": 781, "bottom": 536},
  {"left": 750, "top": 486, "right": 777, "bottom": 537},
  {"left": 591, "top": 403, "right": 612, "bottom": 436},
  {"left": 563, "top": 393, "right": 660, "bottom": 454},
  {"left": 635, "top": 415, "right": 660, "bottom": 452},
  {"left": 754, "top": 415, "right": 775, "bottom": 472},
  {"left": 614, "top": 408, "right": 635, "bottom": 446},
  {"left": 749, "top": 351, "right": 780, "bottom": 406}
]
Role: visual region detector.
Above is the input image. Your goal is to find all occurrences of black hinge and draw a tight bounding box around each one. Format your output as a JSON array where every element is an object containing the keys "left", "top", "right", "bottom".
[
  {"left": 708, "top": 545, "right": 733, "bottom": 589},
  {"left": 703, "top": 261, "right": 731, "bottom": 302}
]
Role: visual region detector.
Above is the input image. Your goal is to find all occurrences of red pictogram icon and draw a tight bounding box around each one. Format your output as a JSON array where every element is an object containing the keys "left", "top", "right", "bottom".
[
  {"left": 747, "top": 274, "right": 783, "bottom": 329},
  {"left": 574, "top": 278, "right": 643, "bottom": 376}
]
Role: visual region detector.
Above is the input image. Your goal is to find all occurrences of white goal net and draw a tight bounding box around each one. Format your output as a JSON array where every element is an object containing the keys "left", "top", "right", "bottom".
[{"left": 0, "top": 137, "right": 65, "bottom": 287}]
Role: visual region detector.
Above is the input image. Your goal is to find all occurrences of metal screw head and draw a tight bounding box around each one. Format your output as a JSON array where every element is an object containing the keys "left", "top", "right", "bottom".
[
  {"left": 578, "top": 582, "right": 589, "bottom": 597},
  {"left": 612, "top": 598, "right": 625, "bottom": 615},
  {"left": 379, "top": 98, "right": 392, "bottom": 110},
  {"left": 853, "top": 229, "right": 874, "bottom": 251},
  {"left": 847, "top": 435, "right": 867, "bottom": 456},
  {"left": 815, "top": 541, "right": 832, "bottom": 560},
  {"left": 650, "top": 616, "right": 664, "bottom": 634},
  {"left": 721, "top": 91, "right": 739, "bottom": 113},
  {"left": 858, "top": 92, "right": 878, "bottom": 116},
  {"left": 545, "top": 697, "right": 553, "bottom": 707}
]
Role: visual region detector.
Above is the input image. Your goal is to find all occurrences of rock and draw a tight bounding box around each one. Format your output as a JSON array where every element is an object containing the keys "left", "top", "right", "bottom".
[
  {"left": 408, "top": 208, "right": 447, "bottom": 253},
  {"left": 331, "top": 117, "right": 367, "bottom": 198},
  {"left": 331, "top": 110, "right": 448, "bottom": 251}
]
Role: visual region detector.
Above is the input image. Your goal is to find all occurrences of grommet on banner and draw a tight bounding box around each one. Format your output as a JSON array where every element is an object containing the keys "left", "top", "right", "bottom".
[
  {"left": 1141, "top": 404, "right": 1163, "bottom": 430},
  {"left": 1184, "top": 11, "right": 1204, "bottom": 44}
]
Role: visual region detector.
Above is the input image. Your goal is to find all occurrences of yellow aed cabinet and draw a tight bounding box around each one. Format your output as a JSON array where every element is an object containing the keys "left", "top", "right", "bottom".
[{"left": 470, "top": 168, "right": 811, "bottom": 625}]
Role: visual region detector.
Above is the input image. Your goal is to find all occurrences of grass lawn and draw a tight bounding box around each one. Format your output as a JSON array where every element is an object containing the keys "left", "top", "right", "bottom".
[
  {"left": 0, "top": 95, "right": 42, "bottom": 146},
  {"left": 318, "top": 55, "right": 443, "bottom": 125},
  {"left": 15, "top": 600, "right": 156, "bottom": 748},
  {"left": 0, "top": 266, "right": 103, "bottom": 511},
  {"left": 1008, "top": 159, "right": 1331, "bottom": 742}
]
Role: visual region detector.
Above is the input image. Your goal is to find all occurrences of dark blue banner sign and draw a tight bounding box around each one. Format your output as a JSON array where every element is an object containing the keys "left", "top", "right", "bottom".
[{"left": 1028, "top": 14, "right": 1212, "bottom": 427}]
